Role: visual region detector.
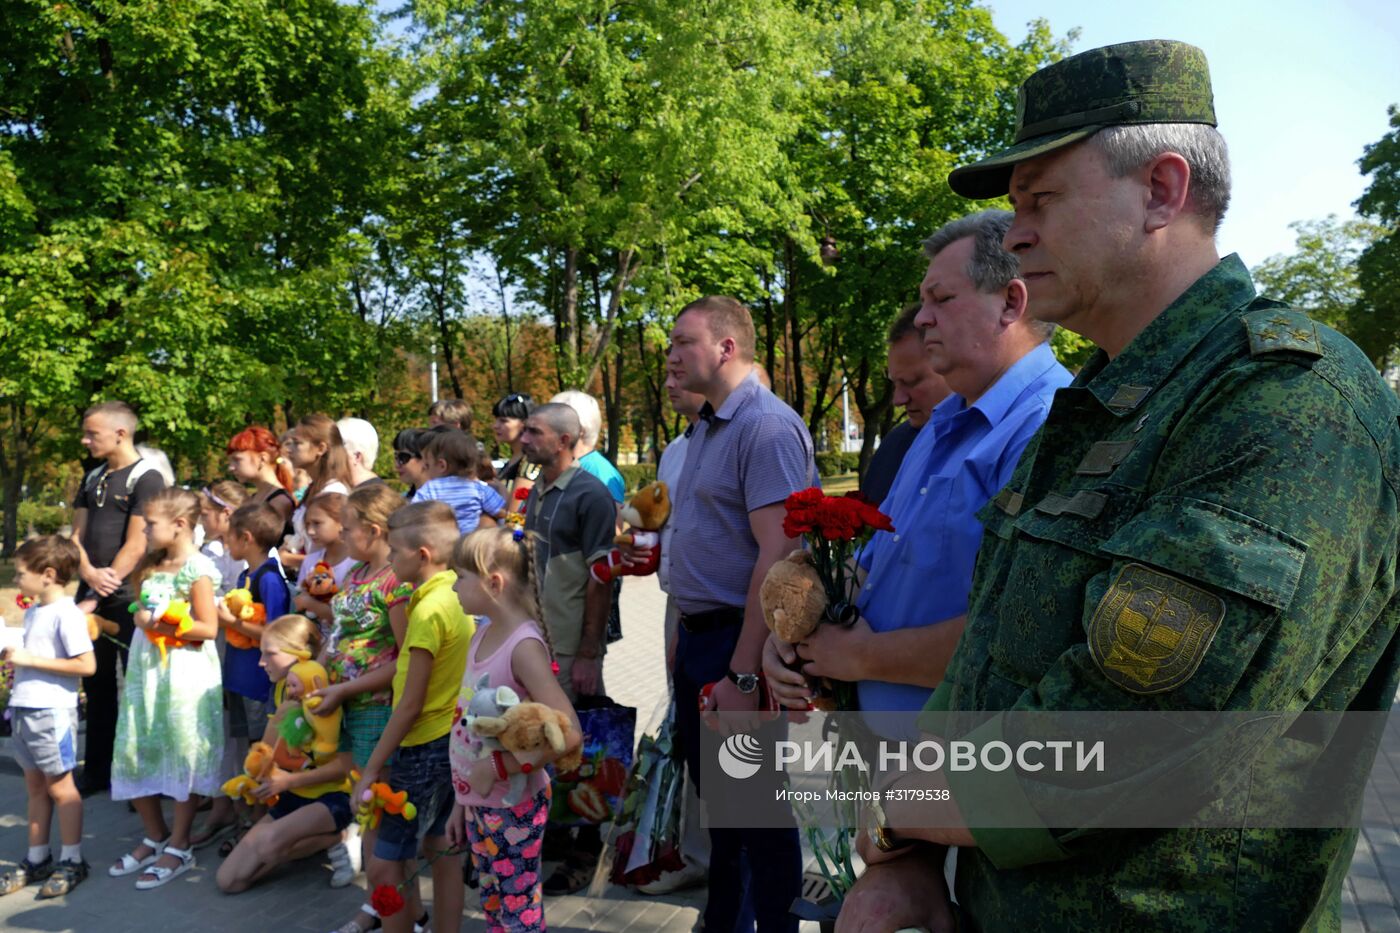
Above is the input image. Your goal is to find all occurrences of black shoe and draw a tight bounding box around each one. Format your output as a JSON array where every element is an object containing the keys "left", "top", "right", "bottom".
[
  {"left": 542, "top": 854, "right": 596, "bottom": 897},
  {"left": 37, "top": 859, "right": 88, "bottom": 899},
  {"left": 0, "top": 857, "right": 54, "bottom": 896},
  {"left": 541, "top": 826, "right": 572, "bottom": 863}
]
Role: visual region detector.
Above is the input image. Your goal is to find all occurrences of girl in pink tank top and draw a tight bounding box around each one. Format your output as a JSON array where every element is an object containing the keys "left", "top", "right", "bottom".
[{"left": 447, "top": 527, "right": 582, "bottom": 932}]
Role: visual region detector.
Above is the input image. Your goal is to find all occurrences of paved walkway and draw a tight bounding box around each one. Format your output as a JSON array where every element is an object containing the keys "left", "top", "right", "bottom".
[{"left": 1, "top": 574, "right": 1398, "bottom": 930}]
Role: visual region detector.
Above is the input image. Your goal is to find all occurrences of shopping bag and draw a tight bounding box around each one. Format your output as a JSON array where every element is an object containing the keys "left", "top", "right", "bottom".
[{"left": 548, "top": 694, "right": 636, "bottom": 826}]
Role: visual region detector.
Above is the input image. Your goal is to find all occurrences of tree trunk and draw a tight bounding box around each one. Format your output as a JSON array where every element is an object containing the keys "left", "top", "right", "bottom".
[
  {"left": 559, "top": 245, "right": 579, "bottom": 383},
  {"left": 496, "top": 263, "right": 515, "bottom": 389},
  {"left": 761, "top": 268, "right": 777, "bottom": 387},
  {"left": 850, "top": 354, "right": 893, "bottom": 483},
  {"left": 785, "top": 239, "right": 805, "bottom": 415},
  {"left": 806, "top": 322, "right": 841, "bottom": 441},
  {"left": 582, "top": 248, "right": 639, "bottom": 389},
  {"left": 608, "top": 345, "right": 624, "bottom": 462},
  {"left": 1, "top": 401, "right": 30, "bottom": 556}
]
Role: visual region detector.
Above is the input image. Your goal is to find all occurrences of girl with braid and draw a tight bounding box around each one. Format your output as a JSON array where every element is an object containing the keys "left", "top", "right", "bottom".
[{"left": 447, "top": 527, "right": 582, "bottom": 932}]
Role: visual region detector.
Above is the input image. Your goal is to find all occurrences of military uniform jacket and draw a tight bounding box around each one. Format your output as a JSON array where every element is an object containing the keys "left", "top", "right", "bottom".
[{"left": 920, "top": 256, "right": 1400, "bottom": 930}]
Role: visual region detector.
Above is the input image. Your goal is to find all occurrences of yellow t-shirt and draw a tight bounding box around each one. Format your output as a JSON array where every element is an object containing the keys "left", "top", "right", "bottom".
[
  {"left": 272, "top": 679, "right": 352, "bottom": 800},
  {"left": 395, "top": 570, "right": 475, "bottom": 747}
]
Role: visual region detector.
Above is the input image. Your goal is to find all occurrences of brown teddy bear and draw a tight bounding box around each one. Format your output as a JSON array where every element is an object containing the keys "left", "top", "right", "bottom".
[
  {"left": 470, "top": 701, "right": 582, "bottom": 806},
  {"left": 760, "top": 550, "right": 840, "bottom": 710},
  {"left": 590, "top": 480, "right": 671, "bottom": 584}
]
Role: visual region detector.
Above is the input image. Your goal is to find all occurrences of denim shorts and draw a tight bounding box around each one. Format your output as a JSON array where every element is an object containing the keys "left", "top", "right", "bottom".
[
  {"left": 11, "top": 707, "right": 78, "bottom": 777},
  {"left": 270, "top": 790, "right": 353, "bottom": 832},
  {"left": 374, "top": 734, "right": 454, "bottom": 862}
]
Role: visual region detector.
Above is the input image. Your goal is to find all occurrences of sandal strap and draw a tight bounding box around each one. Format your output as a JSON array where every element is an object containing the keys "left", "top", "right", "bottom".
[
  {"left": 161, "top": 845, "right": 193, "bottom": 861},
  {"left": 142, "top": 837, "right": 169, "bottom": 851}
]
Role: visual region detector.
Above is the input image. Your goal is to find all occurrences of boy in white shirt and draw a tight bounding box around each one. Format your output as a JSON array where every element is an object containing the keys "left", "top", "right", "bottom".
[{"left": 0, "top": 535, "right": 96, "bottom": 898}]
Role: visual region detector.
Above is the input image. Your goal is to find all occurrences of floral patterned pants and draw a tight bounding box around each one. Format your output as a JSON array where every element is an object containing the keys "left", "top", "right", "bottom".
[{"left": 465, "top": 786, "right": 552, "bottom": 932}]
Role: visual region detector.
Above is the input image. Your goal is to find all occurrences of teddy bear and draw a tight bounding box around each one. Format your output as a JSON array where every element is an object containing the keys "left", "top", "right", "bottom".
[
  {"left": 759, "top": 550, "right": 840, "bottom": 710},
  {"left": 303, "top": 561, "right": 340, "bottom": 601},
  {"left": 470, "top": 700, "right": 581, "bottom": 806},
  {"left": 589, "top": 480, "right": 671, "bottom": 585},
  {"left": 222, "top": 587, "right": 266, "bottom": 650},
  {"left": 86, "top": 614, "right": 120, "bottom": 643},
  {"left": 221, "top": 740, "right": 281, "bottom": 806},
  {"left": 277, "top": 658, "right": 342, "bottom": 764}
]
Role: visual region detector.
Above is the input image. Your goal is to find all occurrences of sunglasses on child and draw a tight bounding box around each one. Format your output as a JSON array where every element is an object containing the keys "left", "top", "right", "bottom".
[{"left": 395, "top": 450, "right": 417, "bottom": 465}]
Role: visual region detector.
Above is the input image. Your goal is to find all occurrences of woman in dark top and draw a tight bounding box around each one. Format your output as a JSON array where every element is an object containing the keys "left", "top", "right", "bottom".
[
  {"left": 226, "top": 426, "right": 297, "bottom": 540},
  {"left": 392, "top": 427, "right": 430, "bottom": 500},
  {"left": 491, "top": 393, "right": 539, "bottom": 511}
]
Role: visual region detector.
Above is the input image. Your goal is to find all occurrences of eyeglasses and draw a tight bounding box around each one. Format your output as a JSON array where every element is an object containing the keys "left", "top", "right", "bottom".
[
  {"left": 395, "top": 451, "right": 416, "bottom": 466},
  {"left": 93, "top": 472, "right": 110, "bottom": 509}
]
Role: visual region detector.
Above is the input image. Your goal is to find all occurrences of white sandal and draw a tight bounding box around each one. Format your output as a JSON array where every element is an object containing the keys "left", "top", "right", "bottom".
[
  {"left": 330, "top": 904, "right": 379, "bottom": 933},
  {"left": 134, "top": 845, "right": 195, "bottom": 889},
  {"left": 108, "top": 837, "right": 167, "bottom": 877}
]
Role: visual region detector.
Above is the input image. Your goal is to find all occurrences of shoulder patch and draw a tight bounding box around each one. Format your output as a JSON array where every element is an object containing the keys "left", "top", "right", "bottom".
[
  {"left": 1088, "top": 563, "right": 1226, "bottom": 695},
  {"left": 1242, "top": 308, "right": 1322, "bottom": 360}
]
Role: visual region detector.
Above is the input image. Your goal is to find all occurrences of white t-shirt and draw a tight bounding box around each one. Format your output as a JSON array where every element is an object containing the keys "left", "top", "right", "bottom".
[
  {"left": 201, "top": 539, "right": 247, "bottom": 597},
  {"left": 655, "top": 429, "right": 692, "bottom": 594},
  {"left": 10, "top": 597, "right": 95, "bottom": 710},
  {"left": 296, "top": 548, "right": 356, "bottom": 591}
]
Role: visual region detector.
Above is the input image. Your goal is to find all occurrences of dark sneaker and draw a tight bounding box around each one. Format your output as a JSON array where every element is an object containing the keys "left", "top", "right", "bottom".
[
  {"left": 37, "top": 859, "right": 88, "bottom": 899},
  {"left": 0, "top": 857, "right": 54, "bottom": 896},
  {"left": 542, "top": 854, "right": 596, "bottom": 897}
]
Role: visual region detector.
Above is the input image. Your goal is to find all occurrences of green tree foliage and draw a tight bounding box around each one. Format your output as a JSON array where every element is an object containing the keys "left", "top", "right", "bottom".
[
  {"left": 1252, "top": 215, "right": 1386, "bottom": 333},
  {"left": 1354, "top": 105, "right": 1400, "bottom": 368}
]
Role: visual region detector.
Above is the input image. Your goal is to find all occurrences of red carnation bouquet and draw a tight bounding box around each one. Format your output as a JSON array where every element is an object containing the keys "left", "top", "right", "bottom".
[
  {"left": 783, "top": 487, "right": 892, "bottom": 623},
  {"left": 780, "top": 487, "right": 893, "bottom": 710}
]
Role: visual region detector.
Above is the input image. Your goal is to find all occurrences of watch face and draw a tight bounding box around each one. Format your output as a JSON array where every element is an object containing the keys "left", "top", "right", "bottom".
[{"left": 736, "top": 674, "right": 759, "bottom": 693}]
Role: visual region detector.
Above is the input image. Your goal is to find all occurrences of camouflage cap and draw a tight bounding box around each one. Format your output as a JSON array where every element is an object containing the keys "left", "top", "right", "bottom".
[{"left": 948, "top": 40, "right": 1217, "bottom": 200}]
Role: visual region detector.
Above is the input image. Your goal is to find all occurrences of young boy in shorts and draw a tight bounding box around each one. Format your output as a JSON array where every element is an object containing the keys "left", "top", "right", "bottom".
[
  {"left": 0, "top": 536, "right": 96, "bottom": 898},
  {"left": 355, "top": 502, "right": 474, "bottom": 933}
]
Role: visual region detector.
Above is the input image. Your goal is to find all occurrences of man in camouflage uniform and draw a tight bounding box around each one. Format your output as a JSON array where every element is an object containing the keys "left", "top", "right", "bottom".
[{"left": 838, "top": 40, "right": 1400, "bottom": 932}]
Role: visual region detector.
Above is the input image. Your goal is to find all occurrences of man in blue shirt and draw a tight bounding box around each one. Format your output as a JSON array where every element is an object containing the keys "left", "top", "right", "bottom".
[{"left": 765, "top": 210, "right": 1071, "bottom": 725}]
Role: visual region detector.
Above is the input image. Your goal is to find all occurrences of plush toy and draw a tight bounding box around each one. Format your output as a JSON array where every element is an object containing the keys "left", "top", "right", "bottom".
[
  {"left": 355, "top": 782, "right": 418, "bottom": 831},
  {"left": 470, "top": 700, "right": 581, "bottom": 806},
  {"left": 278, "top": 659, "right": 341, "bottom": 763},
  {"left": 222, "top": 588, "right": 266, "bottom": 650},
  {"left": 221, "top": 741, "right": 280, "bottom": 806},
  {"left": 130, "top": 579, "right": 197, "bottom": 664},
  {"left": 589, "top": 481, "right": 671, "bottom": 585},
  {"left": 303, "top": 561, "right": 340, "bottom": 601},
  {"left": 759, "top": 550, "right": 839, "bottom": 710},
  {"left": 86, "top": 614, "right": 120, "bottom": 643}
]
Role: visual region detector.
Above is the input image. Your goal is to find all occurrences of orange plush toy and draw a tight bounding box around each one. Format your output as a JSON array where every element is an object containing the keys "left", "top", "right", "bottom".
[
  {"left": 222, "top": 588, "right": 267, "bottom": 650},
  {"left": 355, "top": 783, "right": 418, "bottom": 831},
  {"left": 303, "top": 561, "right": 339, "bottom": 601},
  {"left": 129, "top": 579, "right": 197, "bottom": 664}
]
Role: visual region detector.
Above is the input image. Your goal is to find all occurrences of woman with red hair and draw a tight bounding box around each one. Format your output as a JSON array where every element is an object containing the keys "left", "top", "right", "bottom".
[{"left": 226, "top": 426, "right": 297, "bottom": 538}]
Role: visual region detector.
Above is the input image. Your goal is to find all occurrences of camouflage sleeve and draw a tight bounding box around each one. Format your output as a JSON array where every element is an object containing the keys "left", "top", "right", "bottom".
[{"left": 936, "top": 358, "right": 1399, "bottom": 869}]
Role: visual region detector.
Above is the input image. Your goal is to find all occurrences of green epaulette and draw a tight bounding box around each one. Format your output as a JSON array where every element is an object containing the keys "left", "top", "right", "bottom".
[{"left": 1241, "top": 306, "right": 1323, "bottom": 360}]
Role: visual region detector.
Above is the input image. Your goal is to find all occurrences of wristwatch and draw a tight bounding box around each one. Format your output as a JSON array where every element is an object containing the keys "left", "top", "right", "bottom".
[
  {"left": 726, "top": 668, "right": 761, "bottom": 694},
  {"left": 866, "top": 800, "right": 898, "bottom": 852}
]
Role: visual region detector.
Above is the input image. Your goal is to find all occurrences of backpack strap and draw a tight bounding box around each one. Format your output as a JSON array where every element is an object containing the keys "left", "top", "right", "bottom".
[{"left": 122, "top": 458, "right": 158, "bottom": 494}]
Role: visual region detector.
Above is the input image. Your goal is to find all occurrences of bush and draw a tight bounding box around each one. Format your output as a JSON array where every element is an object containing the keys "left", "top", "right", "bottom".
[
  {"left": 19, "top": 500, "right": 68, "bottom": 536},
  {"left": 815, "top": 451, "right": 859, "bottom": 477},
  {"left": 618, "top": 463, "right": 657, "bottom": 493}
]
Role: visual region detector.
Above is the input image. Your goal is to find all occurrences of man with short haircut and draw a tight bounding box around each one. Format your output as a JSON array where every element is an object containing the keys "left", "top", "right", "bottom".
[
  {"left": 550, "top": 390, "right": 626, "bottom": 504},
  {"left": 427, "top": 398, "right": 473, "bottom": 432},
  {"left": 519, "top": 401, "right": 617, "bottom": 894},
  {"left": 767, "top": 210, "right": 1070, "bottom": 724},
  {"left": 859, "top": 304, "right": 953, "bottom": 505},
  {"left": 839, "top": 40, "right": 1400, "bottom": 931},
  {"left": 667, "top": 295, "right": 814, "bottom": 932},
  {"left": 336, "top": 417, "right": 382, "bottom": 488},
  {"left": 69, "top": 401, "right": 166, "bottom": 796}
]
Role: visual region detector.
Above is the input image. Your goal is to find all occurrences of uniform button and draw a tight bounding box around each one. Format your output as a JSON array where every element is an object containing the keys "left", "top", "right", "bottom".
[
  {"left": 920, "top": 487, "right": 927, "bottom": 495},
  {"left": 893, "top": 534, "right": 900, "bottom": 542}
]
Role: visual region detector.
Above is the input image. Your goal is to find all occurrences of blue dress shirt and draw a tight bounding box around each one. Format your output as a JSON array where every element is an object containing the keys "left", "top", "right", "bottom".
[{"left": 855, "top": 342, "right": 1072, "bottom": 718}]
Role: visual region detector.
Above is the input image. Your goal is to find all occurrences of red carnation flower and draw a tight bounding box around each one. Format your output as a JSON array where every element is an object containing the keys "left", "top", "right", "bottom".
[
  {"left": 371, "top": 884, "right": 406, "bottom": 917},
  {"left": 513, "top": 487, "right": 530, "bottom": 501}
]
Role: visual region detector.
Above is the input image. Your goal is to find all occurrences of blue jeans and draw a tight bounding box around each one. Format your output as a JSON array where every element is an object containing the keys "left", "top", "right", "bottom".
[
  {"left": 674, "top": 620, "right": 801, "bottom": 933},
  {"left": 374, "top": 735, "right": 454, "bottom": 862}
]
